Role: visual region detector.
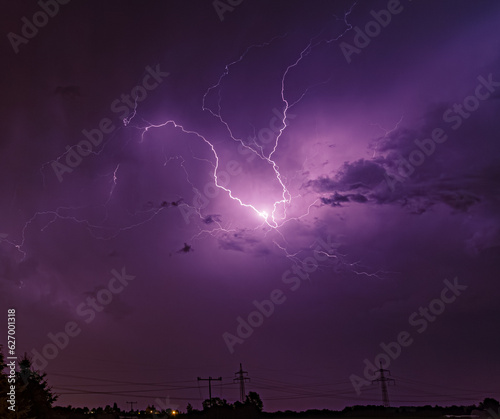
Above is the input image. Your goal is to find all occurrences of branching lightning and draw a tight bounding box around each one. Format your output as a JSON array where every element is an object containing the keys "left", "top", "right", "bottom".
[{"left": 3, "top": 3, "right": 391, "bottom": 280}]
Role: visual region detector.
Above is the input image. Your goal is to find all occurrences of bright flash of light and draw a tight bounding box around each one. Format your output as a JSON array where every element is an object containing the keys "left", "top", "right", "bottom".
[{"left": 11, "top": 6, "right": 366, "bottom": 265}]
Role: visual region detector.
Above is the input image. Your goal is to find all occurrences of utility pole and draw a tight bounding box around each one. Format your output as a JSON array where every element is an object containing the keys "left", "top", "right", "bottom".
[
  {"left": 372, "top": 362, "right": 395, "bottom": 407},
  {"left": 234, "top": 363, "right": 250, "bottom": 402},
  {"left": 125, "top": 401, "right": 137, "bottom": 412},
  {"left": 197, "top": 376, "right": 222, "bottom": 407}
]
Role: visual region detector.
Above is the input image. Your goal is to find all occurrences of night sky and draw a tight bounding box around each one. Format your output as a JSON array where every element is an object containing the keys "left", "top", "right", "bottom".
[{"left": 2, "top": 0, "right": 500, "bottom": 413}]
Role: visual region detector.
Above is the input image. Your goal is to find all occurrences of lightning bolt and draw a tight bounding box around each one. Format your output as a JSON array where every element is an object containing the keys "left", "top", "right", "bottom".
[
  {"left": 11, "top": 3, "right": 391, "bottom": 279},
  {"left": 371, "top": 114, "right": 404, "bottom": 158},
  {"left": 138, "top": 6, "right": 359, "bottom": 230}
]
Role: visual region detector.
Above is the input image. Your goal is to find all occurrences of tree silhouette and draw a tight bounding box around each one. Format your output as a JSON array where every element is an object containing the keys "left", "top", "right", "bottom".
[
  {"left": 16, "top": 353, "right": 57, "bottom": 418},
  {"left": 480, "top": 397, "right": 500, "bottom": 415},
  {"left": 245, "top": 391, "right": 263, "bottom": 412}
]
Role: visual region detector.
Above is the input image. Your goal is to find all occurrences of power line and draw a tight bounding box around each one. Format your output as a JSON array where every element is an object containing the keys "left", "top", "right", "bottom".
[
  {"left": 372, "top": 363, "right": 395, "bottom": 407},
  {"left": 48, "top": 369, "right": 497, "bottom": 408},
  {"left": 234, "top": 363, "right": 250, "bottom": 402},
  {"left": 197, "top": 376, "right": 222, "bottom": 407}
]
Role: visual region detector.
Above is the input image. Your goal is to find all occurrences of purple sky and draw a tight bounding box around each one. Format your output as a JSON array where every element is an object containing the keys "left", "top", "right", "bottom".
[{"left": 1, "top": 0, "right": 500, "bottom": 412}]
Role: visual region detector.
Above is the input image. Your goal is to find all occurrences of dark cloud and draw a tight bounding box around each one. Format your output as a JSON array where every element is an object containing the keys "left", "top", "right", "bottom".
[
  {"left": 309, "top": 157, "right": 485, "bottom": 215},
  {"left": 177, "top": 243, "right": 193, "bottom": 253},
  {"left": 320, "top": 192, "right": 365, "bottom": 207},
  {"left": 308, "top": 159, "right": 386, "bottom": 193},
  {"left": 202, "top": 214, "right": 222, "bottom": 224},
  {"left": 218, "top": 230, "right": 270, "bottom": 256}
]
